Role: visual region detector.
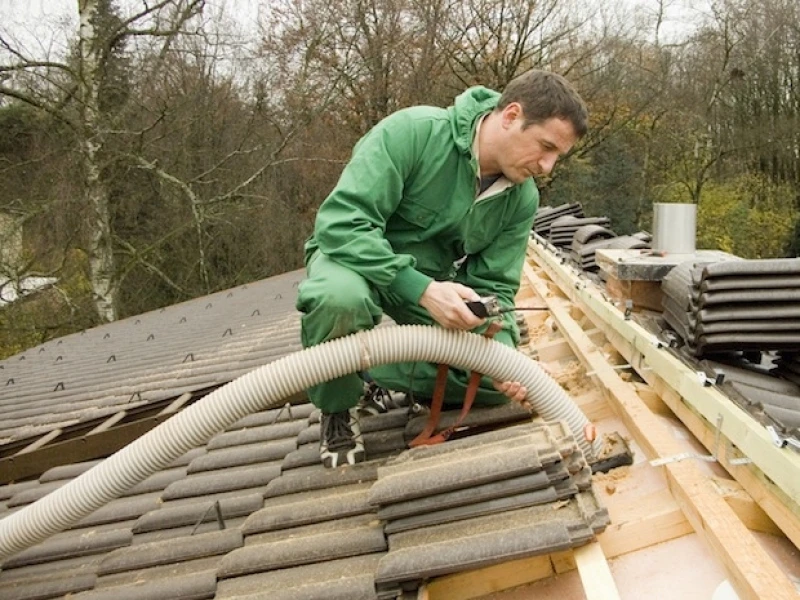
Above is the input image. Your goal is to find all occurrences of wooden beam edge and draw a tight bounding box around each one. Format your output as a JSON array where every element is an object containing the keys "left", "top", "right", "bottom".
[
  {"left": 574, "top": 542, "right": 622, "bottom": 600},
  {"left": 527, "top": 238, "right": 800, "bottom": 509},
  {"left": 522, "top": 252, "right": 798, "bottom": 600}
]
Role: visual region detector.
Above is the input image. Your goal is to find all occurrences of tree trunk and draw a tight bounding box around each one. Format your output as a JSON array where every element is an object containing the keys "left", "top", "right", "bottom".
[{"left": 79, "top": 0, "right": 118, "bottom": 322}]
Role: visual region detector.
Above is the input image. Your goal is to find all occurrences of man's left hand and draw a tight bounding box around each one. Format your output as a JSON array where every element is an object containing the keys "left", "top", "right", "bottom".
[{"left": 493, "top": 380, "right": 527, "bottom": 403}]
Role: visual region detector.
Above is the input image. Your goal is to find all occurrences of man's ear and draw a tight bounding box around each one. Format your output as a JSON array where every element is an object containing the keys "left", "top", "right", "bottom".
[{"left": 501, "top": 102, "right": 523, "bottom": 128}]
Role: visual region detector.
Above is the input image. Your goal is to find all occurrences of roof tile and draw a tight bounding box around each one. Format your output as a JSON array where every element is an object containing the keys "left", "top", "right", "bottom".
[
  {"left": 0, "top": 571, "right": 96, "bottom": 600},
  {"left": 214, "top": 553, "right": 382, "bottom": 600},
  {"left": 243, "top": 482, "right": 373, "bottom": 535},
  {"left": 132, "top": 492, "right": 263, "bottom": 534},
  {"left": 161, "top": 463, "right": 282, "bottom": 500},
  {"left": 219, "top": 519, "right": 385, "bottom": 577},
  {"left": 3, "top": 528, "right": 132, "bottom": 569},
  {"left": 376, "top": 491, "right": 608, "bottom": 587},
  {"left": 71, "top": 568, "right": 217, "bottom": 600},
  {"left": 98, "top": 529, "right": 243, "bottom": 575},
  {"left": 187, "top": 440, "right": 296, "bottom": 473}
]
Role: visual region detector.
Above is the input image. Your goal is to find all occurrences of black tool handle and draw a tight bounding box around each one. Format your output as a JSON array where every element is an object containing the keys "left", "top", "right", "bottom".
[{"left": 465, "top": 300, "right": 490, "bottom": 318}]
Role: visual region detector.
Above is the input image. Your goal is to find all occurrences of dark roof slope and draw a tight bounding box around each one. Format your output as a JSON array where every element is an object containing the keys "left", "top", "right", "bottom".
[{"left": 0, "top": 270, "right": 304, "bottom": 446}]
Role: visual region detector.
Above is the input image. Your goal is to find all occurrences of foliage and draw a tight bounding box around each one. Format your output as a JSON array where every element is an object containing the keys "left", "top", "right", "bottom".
[
  {"left": 695, "top": 174, "right": 797, "bottom": 258},
  {"left": 0, "top": 250, "right": 97, "bottom": 359},
  {"left": 547, "top": 135, "right": 643, "bottom": 234},
  {"left": 2, "top": 0, "right": 800, "bottom": 356}
]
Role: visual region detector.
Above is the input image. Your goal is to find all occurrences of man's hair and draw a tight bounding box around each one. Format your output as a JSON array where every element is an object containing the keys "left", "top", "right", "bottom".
[{"left": 496, "top": 70, "right": 588, "bottom": 137}]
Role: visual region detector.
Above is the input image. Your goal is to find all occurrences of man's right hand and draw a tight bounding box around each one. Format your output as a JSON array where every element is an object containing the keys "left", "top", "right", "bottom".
[{"left": 419, "top": 281, "right": 485, "bottom": 330}]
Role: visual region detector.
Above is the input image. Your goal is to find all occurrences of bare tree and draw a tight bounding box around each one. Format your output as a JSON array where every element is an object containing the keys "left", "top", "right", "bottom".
[{"left": 0, "top": 0, "right": 204, "bottom": 322}]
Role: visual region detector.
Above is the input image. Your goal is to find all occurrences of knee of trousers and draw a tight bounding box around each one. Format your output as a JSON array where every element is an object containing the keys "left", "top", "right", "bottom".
[
  {"left": 299, "top": 278, "right": 380, "bottom": 345},
  {"left": 308, "top": 282, "right": 375, "bottom": 316}
]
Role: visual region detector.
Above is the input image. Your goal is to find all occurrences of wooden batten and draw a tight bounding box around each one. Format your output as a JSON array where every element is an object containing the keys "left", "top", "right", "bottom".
[
  {"left": 574, "top": 542, "right": 621, "bottom": 600},
  {"left": 522, "top": 249, "right": 800, "bottom": 600},
  {"left": 527, "top": 238, "right": 800, "bottom": 526}
]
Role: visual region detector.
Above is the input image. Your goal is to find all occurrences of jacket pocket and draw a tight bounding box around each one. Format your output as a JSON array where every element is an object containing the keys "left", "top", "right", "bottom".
[{"left": 394, "top": 197, "right": 439, "bottom": 229}]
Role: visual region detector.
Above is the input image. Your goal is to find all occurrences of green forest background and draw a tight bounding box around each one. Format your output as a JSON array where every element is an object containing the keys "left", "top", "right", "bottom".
[{"left": 1, "top": 0, "right": 799, "bottom": 357}]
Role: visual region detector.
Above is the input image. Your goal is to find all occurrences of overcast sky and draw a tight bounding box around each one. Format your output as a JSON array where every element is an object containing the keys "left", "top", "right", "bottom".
[{"left": 0, "top": 0, "right": 705, "bottom": 61}]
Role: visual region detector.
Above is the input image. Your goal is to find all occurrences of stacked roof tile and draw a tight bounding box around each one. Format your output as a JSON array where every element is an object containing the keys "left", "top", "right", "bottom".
[
  {"left": 569, "top": 228, "right": 652, "bottom": 272},
  {"left": 662, "top": 258, "right": 800, "bottom": 356},
  {"left": 700, "top": 359, "right": 800, "bottom": 449},
  {"left": 548, "top": 216, "right": 613, "bottom": 249},
  {"left": 532, "top": 203, "right": 584, "bottom": 236},
  {"left": 368, "top": 421, "right": 607, "bottom": 596}
]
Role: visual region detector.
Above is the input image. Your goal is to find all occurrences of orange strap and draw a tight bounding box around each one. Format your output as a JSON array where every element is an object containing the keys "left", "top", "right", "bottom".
[{"left": 409, "top": 322, "right": 503, "bottom": 448}]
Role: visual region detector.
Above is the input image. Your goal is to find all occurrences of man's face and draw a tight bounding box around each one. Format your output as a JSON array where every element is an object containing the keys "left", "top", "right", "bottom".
[{"left": 497, "top": 105, "right": 578, "bottom": 183}]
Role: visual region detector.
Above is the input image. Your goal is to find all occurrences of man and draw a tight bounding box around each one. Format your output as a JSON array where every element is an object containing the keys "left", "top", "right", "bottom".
[{"left": 296, "top": 70, "right": 587, "bottom": 468}]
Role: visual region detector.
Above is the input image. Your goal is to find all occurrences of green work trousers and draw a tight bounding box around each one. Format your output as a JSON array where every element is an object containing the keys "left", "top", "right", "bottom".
[{"left": 296, "top": 251, "right": 509, "bottom": 413}]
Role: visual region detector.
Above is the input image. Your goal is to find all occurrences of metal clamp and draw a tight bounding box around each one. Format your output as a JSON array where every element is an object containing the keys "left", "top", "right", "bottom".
[
  {"left": 651, "top": 414, "right": 753, "bottom": 467},
  {"left": 766, "top": 426, "right": 800, "bottom": 452},
  {"left": 271, "top": 402, "right": 294, "bottom": 424},
  {"left": 695, "top": 370, "right": 725, "bottom": 387},
  {"left": 650, "top": 452, "right": 717, "bottom": 467}
]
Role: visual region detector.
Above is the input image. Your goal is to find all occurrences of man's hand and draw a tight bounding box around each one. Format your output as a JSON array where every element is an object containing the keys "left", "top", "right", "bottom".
[
  {"left": 493, "top": 380, "right": 528, "bottom": 404},
  {"left": 419, "top": 281, "right": 485, "bottom": 330}
]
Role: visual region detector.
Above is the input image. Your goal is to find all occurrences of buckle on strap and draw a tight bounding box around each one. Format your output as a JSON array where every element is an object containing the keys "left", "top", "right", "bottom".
[{"left": 409, "top": 322, "right": 503, "bottom": 447}]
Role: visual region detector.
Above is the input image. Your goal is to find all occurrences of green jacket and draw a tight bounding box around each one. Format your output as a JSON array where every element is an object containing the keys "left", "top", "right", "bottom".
[{"left": 305, "top": 87, "right": 539, "bottom": 343}]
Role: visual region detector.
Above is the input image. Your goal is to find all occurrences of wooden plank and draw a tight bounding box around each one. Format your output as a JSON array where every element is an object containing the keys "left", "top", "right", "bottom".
[
  {"left": 711, "top": 477, "right": 784, "bottom": 536},
  {"left": 597, "top": 488, "right": 693, "bottom": 558},
  {"left": 605, "top": 275, "right": 664, "bottom": 312},
  {"left": 534, "top": 338, "right": 576, "bottom": 362},
  {"left": 531, "top": 238, "right": 800, "bottom": 510},
  {"left": 550, "top": 550, "right": 576, "bottom": 574},
  {"left": 522, "top": 254, "right": 799, "bottom": 600},
  {"left": 425, "top": 488, "right": 694, "bottom": 599},
  {"left": 0, "top": 414, "right": 174, "bottom": 484},
  {"left": 577, "top": 293, "right": 800, "bottom": 548},
  {"left": 534, "top": 330, "right": 606, "bottom": 363},
  {"left": 15, "top": 429, "right": 61, "bottom": 455},
  {"left": 574, "top": 394, "right": 616, "bottom": 423},
  {"left": 574, "top": 542, "right": 621, "bottom": 600},
  {"left": 654, "top": 378, "right": 800, "bottom": 546},
  {"left": 159, "top": 392, "right": 193, "bottom": 415},
  {"left": 86, "top": 411, "right": 127, "bottom": 435},
  {"left": 631, "top": 382, "right": 672, "bottom": 416},
  {"left": 426, "top": 554, "right": 554, "bottom": 600}
]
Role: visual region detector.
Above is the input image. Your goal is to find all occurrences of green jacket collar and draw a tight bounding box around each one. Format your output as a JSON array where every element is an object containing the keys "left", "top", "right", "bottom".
[{"left": 450, "top": 86, "right": 501, "bottom": 160}]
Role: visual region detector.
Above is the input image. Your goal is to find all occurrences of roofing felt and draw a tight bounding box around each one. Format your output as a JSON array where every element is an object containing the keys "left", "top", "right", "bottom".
[{"left": 0, "top": 269, "right": 305, "bottom": 446}]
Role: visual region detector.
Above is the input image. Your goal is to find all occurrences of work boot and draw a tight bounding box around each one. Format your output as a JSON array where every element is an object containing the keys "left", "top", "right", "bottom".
[
  {"left": 319, "top": 408, "right": 365, "bottom": 468},
  {"left": 358, "top": 381, "right": 394, "bottom": 416}
]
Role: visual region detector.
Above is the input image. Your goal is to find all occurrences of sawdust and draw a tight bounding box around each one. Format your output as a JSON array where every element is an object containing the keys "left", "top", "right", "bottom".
[
  {"left": 552, "top": 360, "right": 593, "bottom": 395},
  {"left": 596, "top": 433, "right": 624, "bottom": 460},
  {"left": 593, "top": 464, "right": 631, "bottom": 482},
  {"left": 527, "top": 323, "right": 549, "bottom": 344}
]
